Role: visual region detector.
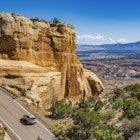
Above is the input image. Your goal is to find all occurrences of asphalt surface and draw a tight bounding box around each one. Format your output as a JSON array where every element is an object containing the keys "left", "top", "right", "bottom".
[{"left": 0, "top": 88, "right": 56, "bottom": 140}]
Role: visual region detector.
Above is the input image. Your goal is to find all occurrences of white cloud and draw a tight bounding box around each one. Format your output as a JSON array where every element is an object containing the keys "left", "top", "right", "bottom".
[
  {"left": 77, "top": 34, "right": 128, "bottom": 44},
  {"left": 77, "top": 34, "right": 104, "bottom": 40},
  {"left": 117, "top": 38, "right": 127, "bottom": 43},
  {"left": 108, "top": 37, "right": 116, "bottom": 43},
  {"left": 108, "top": 37, "right": 128, "bottom": 44}
]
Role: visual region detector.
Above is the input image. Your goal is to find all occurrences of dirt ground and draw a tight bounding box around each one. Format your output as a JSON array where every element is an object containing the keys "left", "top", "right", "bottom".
[{"left": 101, "top": 78, "right": 140, "bottom": 93}]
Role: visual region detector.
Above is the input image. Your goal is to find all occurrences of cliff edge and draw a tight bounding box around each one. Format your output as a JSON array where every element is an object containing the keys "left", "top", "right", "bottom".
[{"left": 0, "top": 12, "right": 104, "bottom": 107}]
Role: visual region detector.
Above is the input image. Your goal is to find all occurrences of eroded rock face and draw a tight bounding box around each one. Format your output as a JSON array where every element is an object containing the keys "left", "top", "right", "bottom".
[{"left": 0, "top": 12, "right": 104, "bottom": 107}]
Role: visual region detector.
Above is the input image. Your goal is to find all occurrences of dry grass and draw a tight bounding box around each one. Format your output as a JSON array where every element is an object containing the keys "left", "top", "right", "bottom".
[{"left": 101, "top": 78, "right": 140, "bottom": 93}]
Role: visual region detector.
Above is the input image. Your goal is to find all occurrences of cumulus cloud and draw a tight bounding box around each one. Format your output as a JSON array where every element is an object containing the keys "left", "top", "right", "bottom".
[
  {"left": 108, "top": 37, "right": 116, "bottom": 43},
  {"left": 117, "top": 38, "right": 127, "bottom": 43},
  {"left": 108, "top": 37, "right": 128, "bottom": 43},
  {"left": 77, "top": 34, "right": 104, "bottom": 40},
  {"left": 77, "top": 34, "right": 128, "bottom": 44}
]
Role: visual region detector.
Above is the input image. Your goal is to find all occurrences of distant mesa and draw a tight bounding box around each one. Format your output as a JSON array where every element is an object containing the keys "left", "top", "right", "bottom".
[{"left": 0, "top": 12, "right": 104, "bottom": 108}]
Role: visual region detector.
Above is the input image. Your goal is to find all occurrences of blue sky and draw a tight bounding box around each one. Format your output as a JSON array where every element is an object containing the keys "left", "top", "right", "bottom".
[{"left": 1, "top": 0, "right": 140, "bottom": 45}]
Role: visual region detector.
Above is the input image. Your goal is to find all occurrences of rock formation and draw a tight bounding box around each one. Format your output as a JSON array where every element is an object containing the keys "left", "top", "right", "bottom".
[{"left": 0, "top": 12, "right": 104, "bottom": 108}]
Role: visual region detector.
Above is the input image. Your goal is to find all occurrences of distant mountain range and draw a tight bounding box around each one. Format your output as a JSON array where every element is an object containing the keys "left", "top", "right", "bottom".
[{"left": 77, "top": 41, "right": 140, "bottom": 51}]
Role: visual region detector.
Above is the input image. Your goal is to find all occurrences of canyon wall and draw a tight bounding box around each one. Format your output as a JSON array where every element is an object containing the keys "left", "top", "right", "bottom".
[{"left": 0, "top": 12, "right": 104, "bottom": 107}]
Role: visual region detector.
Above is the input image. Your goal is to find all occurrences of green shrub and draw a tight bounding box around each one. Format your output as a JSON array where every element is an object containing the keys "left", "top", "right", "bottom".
[
  {"left": 117, "top": 134, "right": 125, "bottom": 140},
  {"left": 52, "top": 18, "right": 60, "bottom": 24},
  {"left": 49, "top": 99, "right": 73, "bottom": 119},
  {"left": 102, "top": 109, "right": 116, "bottom": 121},
  {"left": 76, "top": 97, "right": 99, "bottom": 110},
  {"left": 124, "top": 83, "right": 140, "bottom": 93},
  {"left": 112, "top": 88, "right": 124, "bottom": 101},
  {"left": 124, "top": 83, "right": 140, "bottom": 101},
  {"left": 122, "top": 116, "right": 140, "bottom": 139},
  {"left": 77, "top": 99, "right": 91, "bottom": 109},
  {"left": 73, "top": 109, "right": 101, "bottom": 126},
  {"left": 94, "top": 99, "right": 104, "bottom": 111},
  {"left": 112, "top": 97, "right": 123, "bottom": 110},
  {"left": 66, "top": 109, "right": 101, "bottom": 140},
  {"left": 66, "top": 125, "right": 87, "bottom": 140},
  {"left": 37, "top": 136, "right": 42, "bottom": 140},
  {"left": 123, "top": 97, "right": 140, "bottom": 119},
  {"left": 93, "top": 125, "right": 117, "bottom": 140},
  {"left": 20, "top": 90, "right": 27, "bottom": 97},
  {"left": 0, "top": 126, "right": 5, "bottom": 140},
  {"left": 87, "top": 96, "right": 98, "bottom": 106}
]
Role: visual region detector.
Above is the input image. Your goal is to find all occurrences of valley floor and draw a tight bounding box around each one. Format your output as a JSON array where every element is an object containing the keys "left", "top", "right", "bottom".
[{"left": 101, "top": 78, "right": 140, "bottom": 93}]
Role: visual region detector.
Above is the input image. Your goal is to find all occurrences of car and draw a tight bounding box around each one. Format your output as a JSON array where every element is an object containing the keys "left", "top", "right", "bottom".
[{"left": 23, "top": 114, "right": 36, "bottom": 125}]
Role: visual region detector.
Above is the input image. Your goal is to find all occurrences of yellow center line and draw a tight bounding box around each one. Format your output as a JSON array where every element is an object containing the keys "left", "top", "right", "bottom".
[
  {"left": 26, "top": 126, "right": 38, "bottom": 138},
  {"left": 0, "top": 99, "right": 39, "bottom": 138},
  {"left": 0, "top": 99, "right": 19, "bottom": 120}
]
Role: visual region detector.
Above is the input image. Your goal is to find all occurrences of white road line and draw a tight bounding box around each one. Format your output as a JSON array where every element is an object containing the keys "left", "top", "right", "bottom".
[
  {"left": 14, "top": 100, "right": 54, "bottom": 137},
  {"left": 0, "top": 116, "right": 22, "bottom": 140}
]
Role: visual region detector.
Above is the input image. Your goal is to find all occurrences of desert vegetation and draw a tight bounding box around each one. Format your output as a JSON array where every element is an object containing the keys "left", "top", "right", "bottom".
[
  {"left": 49, "top": 83, "right": 140, "bottom": 140},
  {"left": 0, "top": 125, "right": 5, "bottom": 140}
]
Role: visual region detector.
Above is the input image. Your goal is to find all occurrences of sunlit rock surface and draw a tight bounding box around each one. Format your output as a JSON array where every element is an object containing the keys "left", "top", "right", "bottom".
[{"left": 0, "top": 12, "right": 104, "bottom": 107}]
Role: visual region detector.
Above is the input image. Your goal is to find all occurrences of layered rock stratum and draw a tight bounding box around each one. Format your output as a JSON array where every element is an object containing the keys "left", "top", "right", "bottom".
[{"left": 0, "top": 12, "right": 104, "bottom": 108}]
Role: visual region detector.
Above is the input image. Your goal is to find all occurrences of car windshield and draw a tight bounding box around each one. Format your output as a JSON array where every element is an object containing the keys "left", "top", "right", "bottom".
[
  {"left": 31, "top": 118, "right": 36, "bottom": 120},
  {"left": 28, "top": 114, "right": 36, "bottom": 119}
]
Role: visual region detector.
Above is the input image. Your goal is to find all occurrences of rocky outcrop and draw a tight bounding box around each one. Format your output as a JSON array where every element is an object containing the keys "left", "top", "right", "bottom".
[{"left": 0, "top": 12, "right": 104, "bottom": 108}]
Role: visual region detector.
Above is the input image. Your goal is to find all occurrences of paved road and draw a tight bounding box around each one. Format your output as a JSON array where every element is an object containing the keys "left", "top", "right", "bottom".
[{"left": 0, "top": 88, "right": 56, "bottom": 140}]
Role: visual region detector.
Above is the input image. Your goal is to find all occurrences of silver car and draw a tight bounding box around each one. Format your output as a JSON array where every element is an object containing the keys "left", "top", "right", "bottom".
[{"left": 23, "top": 114, "right": 36, "bottom": 125}]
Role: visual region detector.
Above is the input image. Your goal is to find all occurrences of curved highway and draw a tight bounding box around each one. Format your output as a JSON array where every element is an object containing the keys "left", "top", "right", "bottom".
[{"left": 0, "top": 88, "right": 56, "bottom": 140}]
